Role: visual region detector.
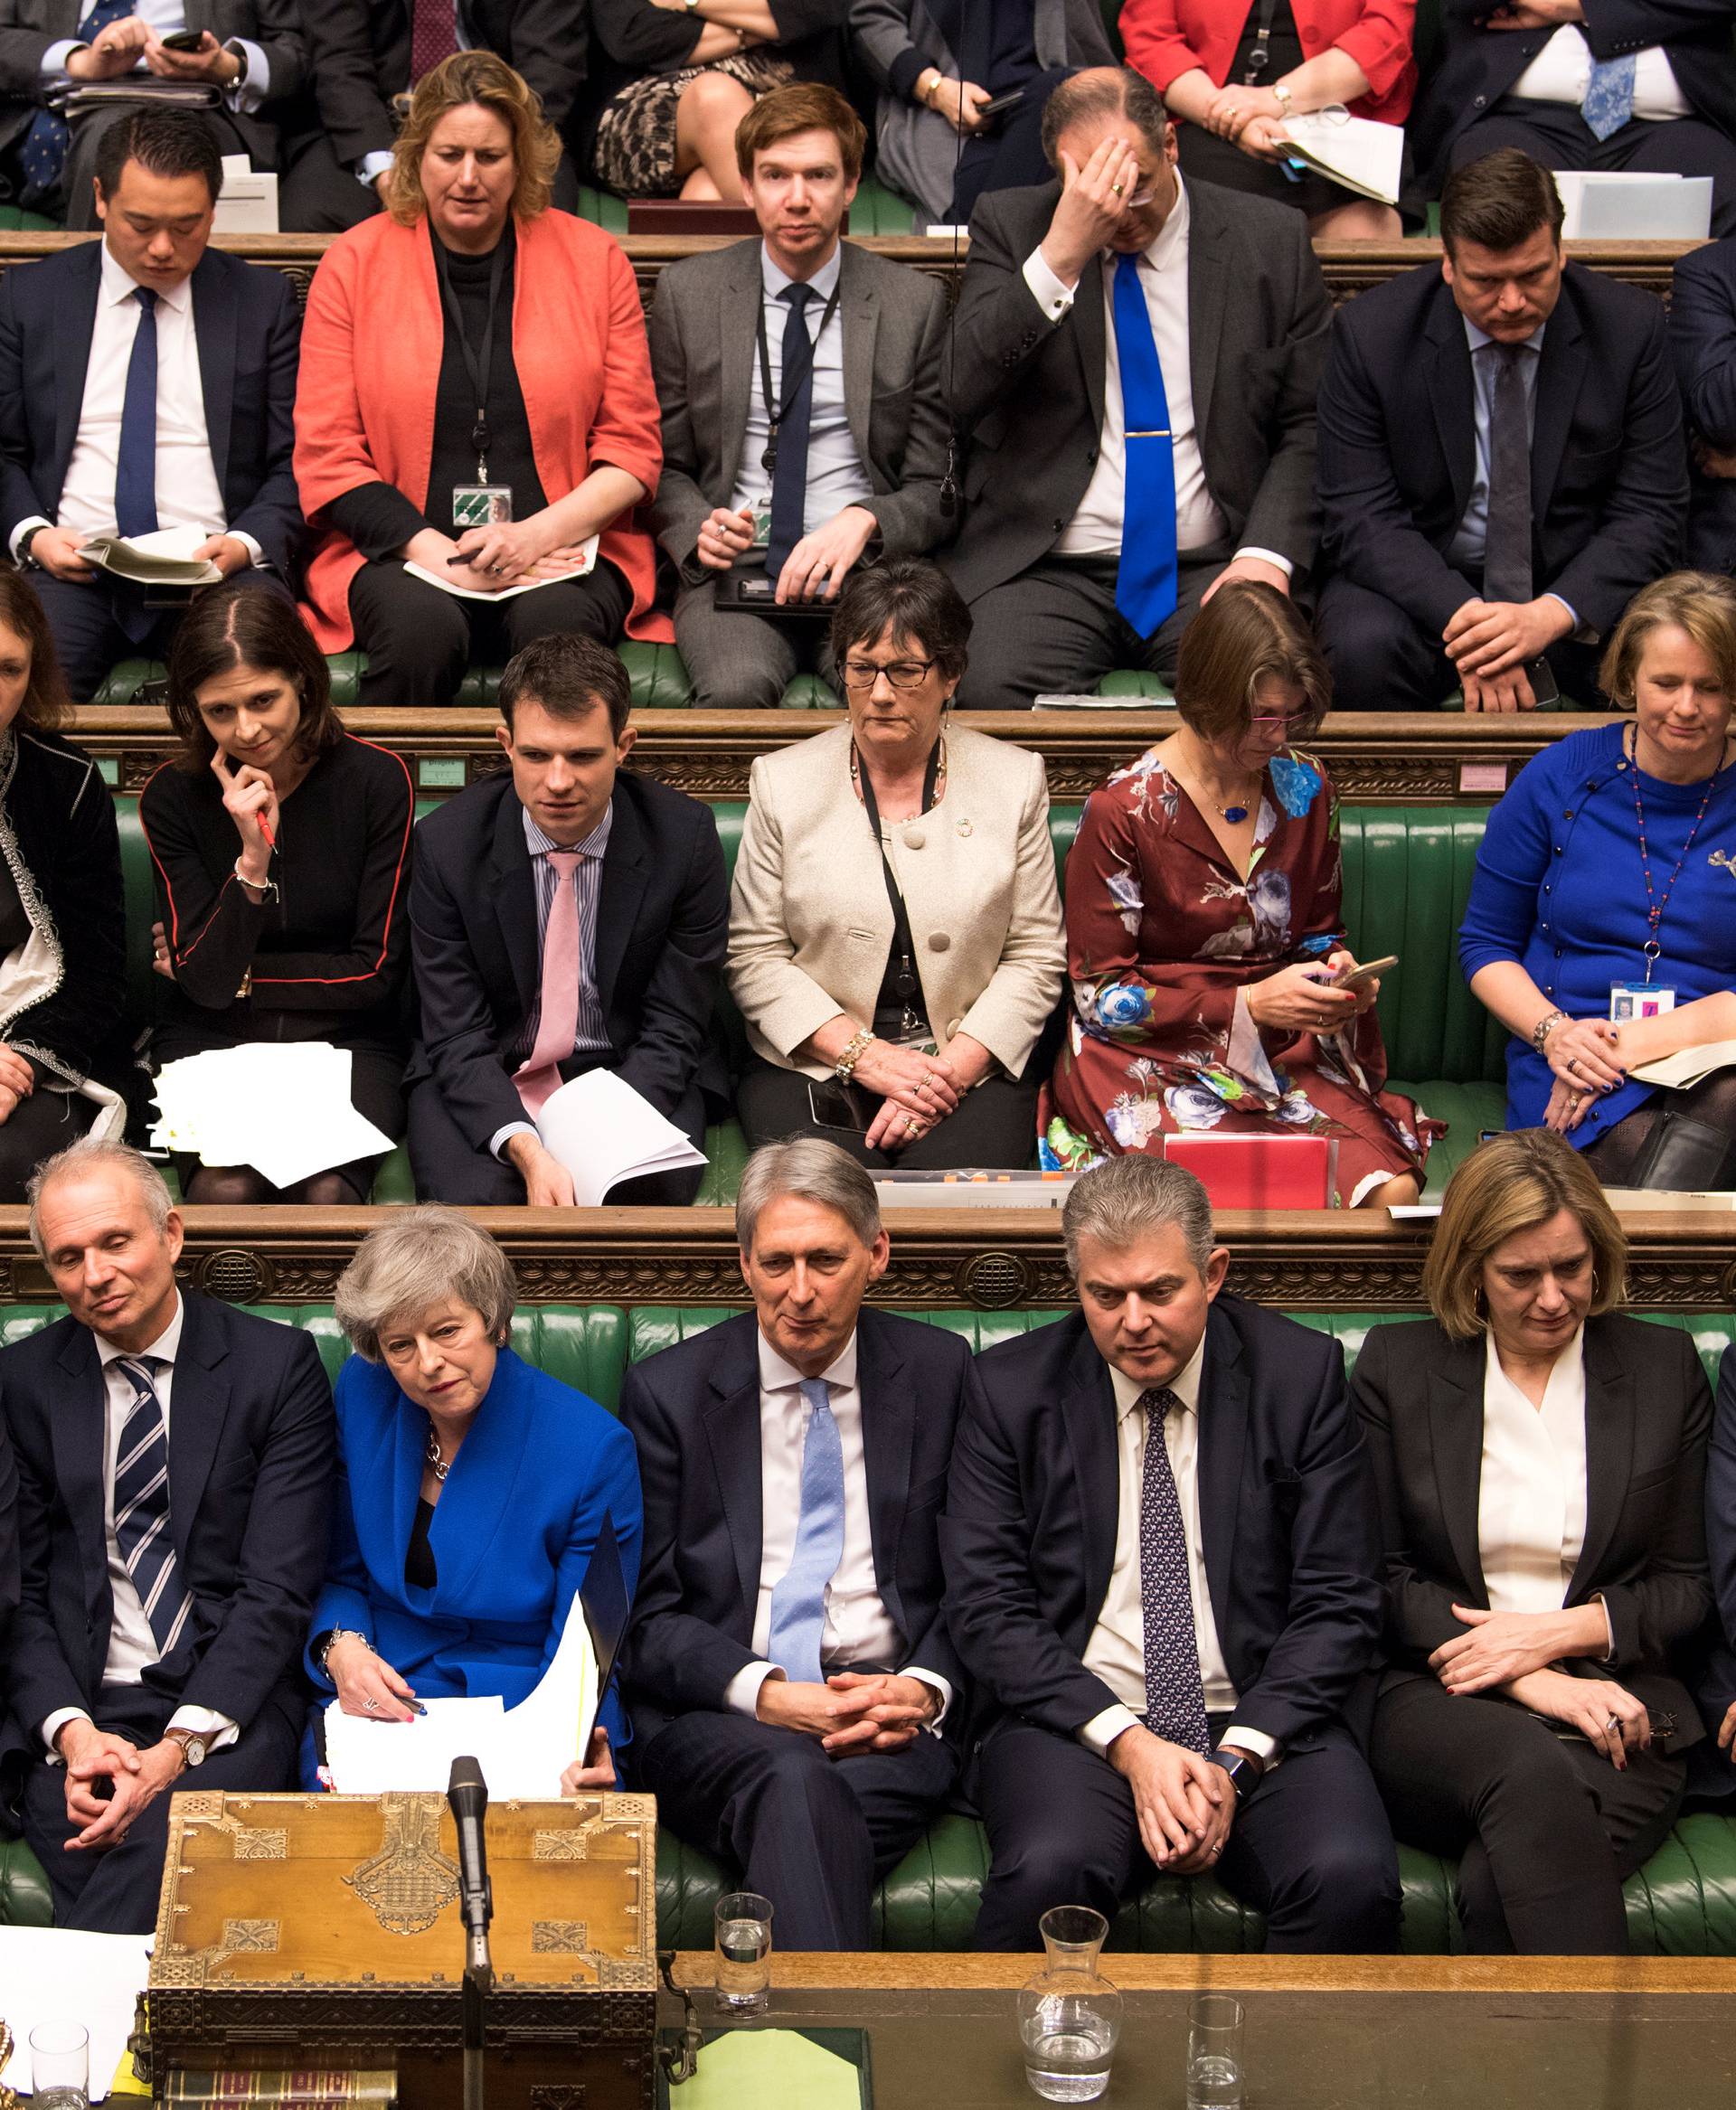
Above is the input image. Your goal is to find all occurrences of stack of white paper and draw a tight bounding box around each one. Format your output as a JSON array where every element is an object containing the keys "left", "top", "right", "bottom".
[
  {"left": 79, "top": 525, "right": 223, "bottom": 588},
  {"left": 1275, "top": 112, "right": 1403, "bottom": 205},
  {"left": 150, "top": 1044, "right": 393, "bottom": 1188},
  {"left": 1630, "top": 1040, "right": 1736, "bottom": 1090},
  {"left": 0, "top": 1926, "right": 152, "bottom": 2103},
  {"left": 405, "top": 534, "right": 599, "bottom": 603},
  {"left": 534, "top": 1068, "right": 707, "bottom": 1204},
  {"left": 1552, "top": 170, "right": 1713, "bottom": 239}
]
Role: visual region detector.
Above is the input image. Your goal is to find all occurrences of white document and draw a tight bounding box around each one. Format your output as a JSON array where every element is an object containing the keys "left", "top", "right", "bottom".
[
  {"left": 533, "top": 1068, "right": 707, "bottom": 1206},
  {"left": 149, "top": 1043, "right": 394, "bottom": 1187},
  {"left": 79, "top": 524, "right": 223, "bottom": 588},
  {"left": 1552, "top": 169, "right": 1712, "bottom": 239},
  {"left": 1274, "top": 112, "right": 1403, "bottom": 205},
  {"left": 0, "top": 1926, "right": 152, "bottom": 2103},
  {"left": 405, "top": 535, "right": 599, "bottom": 603},
  {"left": 324, "top": 1594, "right": 599, "bottom": 1797},
  {"left": 1630, "top": 1039, "right": 1736, "bottom": 1091}
]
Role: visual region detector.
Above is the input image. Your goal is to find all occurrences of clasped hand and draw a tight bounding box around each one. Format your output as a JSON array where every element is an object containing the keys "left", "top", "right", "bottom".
[
  {"left": 448, "top": 519, "right": 588, "bottom": 589},
  {"left": 1428, "top": 1605, "right": 1572, "bottom": 1694},
  {"left": 1109, "top": 1723, "right": 1232, "bottom": 1873},
  {"left": 756, "top": 1671, "right": 938, "bottom": 1753},
  {"left": 58, "top": 1718, "right": 181, "bottom": 1851}
]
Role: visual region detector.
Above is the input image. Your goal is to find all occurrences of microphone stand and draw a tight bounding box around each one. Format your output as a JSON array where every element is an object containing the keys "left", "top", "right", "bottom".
[{"left": 448, "top": 1757, "right": 494, "bottom": 2110}]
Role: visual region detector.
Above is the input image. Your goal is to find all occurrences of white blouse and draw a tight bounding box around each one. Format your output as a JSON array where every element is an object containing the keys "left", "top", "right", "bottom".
[{"left": 1477, "top": 1329, "right": 1588, "bottom": 1615}]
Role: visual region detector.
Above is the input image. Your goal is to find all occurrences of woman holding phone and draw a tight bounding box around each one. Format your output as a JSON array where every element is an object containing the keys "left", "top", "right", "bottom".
[{"left": 138, "top": 582, "right": 414, "bottom": 1203}]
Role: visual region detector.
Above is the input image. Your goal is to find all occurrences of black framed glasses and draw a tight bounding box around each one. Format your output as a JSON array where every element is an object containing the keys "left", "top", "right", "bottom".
[{"left": 841, "top": 657, "right": 937, "bottom": 693}]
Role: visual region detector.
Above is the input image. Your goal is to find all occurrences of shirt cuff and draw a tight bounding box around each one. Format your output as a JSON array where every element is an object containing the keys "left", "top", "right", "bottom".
[
  {"left": 223, "top": 37, "right": 267, "bottom": 114},
  {"left": 1543, "top": 589, "right": 1583, "bottom": 637},
  {"left": 168, "top": 1704, "right": 240, "bottom": 1753},
  {"left": 1217, "top": 1723, "right": 1280, "bottom": 1766},
  {"left": 226, "top": 531, "right": 263, "bottom": 569},
  {"left": 724, "top": 1661, "right": 780, "bottom": 1719},
  {"left": 1233, "top": 547, "right": 1295, "bottom": 580},
  {"left": 490, "top": 1120, "right": 537, "bottom": 1163},
  {"left": 10, "top": 514, "right": 50, "bottom": 563},
  {"left": 899, "top": 1665, "right": 952, "bottom": 1735},
  {"left": 1591, "top": 1593, "right": 1616, "bottom": 1661},
  {"left": 40, "top": 38, "right": 79, "bottom": 72},
  {"left": 1078, "top": 1702, "right": 1142, "bottom": 1758},
  {"left": 1023, "top": 246, "right": 1077, "bottom": 322},
  {"left": 41, "top": 1706, "right": 90, "bottom": 1759}
]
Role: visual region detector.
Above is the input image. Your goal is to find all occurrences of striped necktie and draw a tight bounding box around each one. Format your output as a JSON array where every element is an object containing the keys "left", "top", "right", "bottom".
[
  {"left": 1137, "top": 1386, "right": 1210, "bottom": 1754},
  {"left": 16, "top": 0, "right": 135, "bottom": 205},
  {"left": 766, "top": 1376, "right": 845, "bottom": 1687},
  {"left": 112, "top": 1354, "right": 193, "bottom": 1658}
]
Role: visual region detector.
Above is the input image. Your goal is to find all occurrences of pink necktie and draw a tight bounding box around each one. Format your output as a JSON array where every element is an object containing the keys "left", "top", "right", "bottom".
[{"left": 514, "top": 850, "right": 583, "bottom": 1119}]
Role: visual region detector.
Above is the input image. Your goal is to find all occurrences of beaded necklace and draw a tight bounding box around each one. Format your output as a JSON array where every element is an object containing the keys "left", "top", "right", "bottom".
[{"left": 1628, "top": 722, "right": 1726, "bottom": 984}]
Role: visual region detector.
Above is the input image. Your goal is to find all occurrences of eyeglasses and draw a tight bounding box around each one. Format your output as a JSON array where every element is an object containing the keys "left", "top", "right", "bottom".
[
  {"left": 842, "top": 657, "right": 937, "bottom": 692},
  {"left": 1250, "top": 713, "right": 1308, "bottom": 733},
  {"left": 1124, "top": 186, "right": 1161, "bottom": 209}
]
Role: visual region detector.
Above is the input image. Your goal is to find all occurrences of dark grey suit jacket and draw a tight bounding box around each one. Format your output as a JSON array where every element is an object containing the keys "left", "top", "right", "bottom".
[
  {"left": 647, "top": 235, "right": 953, "bottom": 583},
  {"left": 0, "top": 0, "right": 307, "bottom": 168},
  {"left": 944, "top": 174, "right": 1331, "bottom": 602}
]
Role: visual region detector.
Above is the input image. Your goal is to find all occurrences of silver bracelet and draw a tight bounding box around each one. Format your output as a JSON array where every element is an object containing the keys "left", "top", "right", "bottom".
[{"left": 319, "top": 1626, "right": 370, "bottom": 1673}]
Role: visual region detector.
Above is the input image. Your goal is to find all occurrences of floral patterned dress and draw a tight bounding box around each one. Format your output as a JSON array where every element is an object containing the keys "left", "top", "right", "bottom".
[{"left": 1042, "top": 746, "right": 1437, "bottom": 1205}]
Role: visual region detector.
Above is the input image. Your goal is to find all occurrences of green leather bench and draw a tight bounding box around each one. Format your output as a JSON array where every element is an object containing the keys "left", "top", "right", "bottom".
[{"left": 3, "top": 1300, "right": 1731, "bottom": 1951}]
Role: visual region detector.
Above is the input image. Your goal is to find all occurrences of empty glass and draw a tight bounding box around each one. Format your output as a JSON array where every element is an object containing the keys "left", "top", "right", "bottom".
[
  {"left": 1017, "top": 1906, "right": 1123, "bottom": 2102},
  {"left": 30, "top": 2020, "right": 90, "bottom": 2110},
  {"left": 713, "top": 1890, "right": 774, "bottom": 2014},
  {"left": 1186, "top": 1992, "right": 1246, "bottom": 2110}
]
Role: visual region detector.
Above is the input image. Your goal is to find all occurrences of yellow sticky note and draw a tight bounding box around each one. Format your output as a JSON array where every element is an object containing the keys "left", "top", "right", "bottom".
[
  {"left": 674, "top": 2030, "right": 862, "bottom": 2110},
  {"left": 108, "top": 2049, "right": 152, "bottom": 2098}
]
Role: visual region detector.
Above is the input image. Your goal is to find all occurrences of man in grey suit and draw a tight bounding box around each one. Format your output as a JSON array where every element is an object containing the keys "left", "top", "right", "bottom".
[
  {"left": 946, "top": 66, "right": 1330, "bottom": 707},
  {"left": 647, "top": 82, "right": 953, "bottom": 710}
]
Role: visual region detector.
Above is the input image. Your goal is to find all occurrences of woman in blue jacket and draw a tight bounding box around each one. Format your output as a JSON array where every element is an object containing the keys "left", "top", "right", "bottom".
[
  {"left": 1460, "top": 571, "right": 1736, "bottom": 1189},
  {"left": 304, "top": 1205, "right": 643, "bottom": 1789}
]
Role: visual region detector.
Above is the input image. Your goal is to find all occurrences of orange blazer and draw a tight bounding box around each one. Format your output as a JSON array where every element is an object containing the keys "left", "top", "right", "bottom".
[
  {"left": 293, "top": 207, "right": 669, "bottom": 652},
  {"left": 1120, "top": 0, "right": 1416, "bottom": 126}
]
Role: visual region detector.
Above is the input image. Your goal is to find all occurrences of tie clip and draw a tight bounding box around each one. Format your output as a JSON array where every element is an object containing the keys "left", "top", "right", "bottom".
[{"left": 1127, "top": 429, "right": 1172, "bottom": 438}]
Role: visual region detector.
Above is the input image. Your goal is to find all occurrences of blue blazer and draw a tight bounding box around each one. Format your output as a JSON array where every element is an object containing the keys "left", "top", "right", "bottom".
[{"left": 305, "top": 1348, "right": 643, "bottom": 1756}]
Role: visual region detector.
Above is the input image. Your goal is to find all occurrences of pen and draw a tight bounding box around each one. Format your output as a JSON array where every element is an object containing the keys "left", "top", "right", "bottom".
[{"left": 258, "top": 815, "right": 276, "bottom": 852}]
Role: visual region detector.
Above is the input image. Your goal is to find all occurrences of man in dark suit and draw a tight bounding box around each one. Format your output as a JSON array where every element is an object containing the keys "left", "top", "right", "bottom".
[
  {"left": 0, "top": 1136, "right": 334, "bottom": 1935},
  {"left": 943, "top": 64, "right": 1329, "bottom": 707},
  {"left": 0, "top": 0, "right": 304, "bottom": 227},
  {"left": 619, "top": 1139, "right": 967, "bottom": 1949},
  {"left": 278, "top": 0, "right": 583, "bottom": 232},
  {"left": 0, "top": 108, "right": 301, "bottom": 702},
  {"left": 0, "top": 1421, "right": 17, "bottom": 1632},
  {"left": 1316, "top": 149, "right": 1686, "bottom": 711},
  {"left": 408, "top": 631, "right": 729, "bottom": 1206},
  {"left": 945, "top": 1154, "right": 1399, "bottom": 1953},
  {"left": 649, "top": 82, "right": 951, "bottom": 710},
  {"left": 1670, "top": 233, "right": 1736, "bottom": 572},
  {"left": 1410, "top": 0, "right": 1736, "bottom": 234}
]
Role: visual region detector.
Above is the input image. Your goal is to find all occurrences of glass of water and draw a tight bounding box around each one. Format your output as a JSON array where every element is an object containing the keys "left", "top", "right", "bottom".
[
  {"left": 1186, "top": 1992, "right": 1245, "bottom": 2110},
  {"left": 30, "top": 2020, "right": 90, "bottom": 2110},
  {"left": 1017, "top": 1905, "right": 1122, "bottom": 2102},
  {"left": 713, "top": 1890, "right": 774, "bottom": 2015}
]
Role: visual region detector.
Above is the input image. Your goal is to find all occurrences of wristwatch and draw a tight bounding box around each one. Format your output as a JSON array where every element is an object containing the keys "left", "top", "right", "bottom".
[
  {"left": 165, "top": 1728, "right": 209, "bottom": 1769},
  {"left": 1271, "top": 82, "right": 1295, "bottom": 116},
  {"left": 1210, "top": 1747, "right": 1265, "bottom": 1805},
  {"left": 16, "top": 524, "right": 45, "bottom": 568}
]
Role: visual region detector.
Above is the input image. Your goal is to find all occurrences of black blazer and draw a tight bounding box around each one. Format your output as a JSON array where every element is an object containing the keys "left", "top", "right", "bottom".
[
  {"left": 407, "top": 768, "right": 730, "bottom": 1156},
  {"left": 1670, "top": 236, "right": 1736, "bottom": 574},
  {"left": 618, "top": 1306, "right": 968, "bottom": 1744},
  {"left": 943, "top": 175, "right": 1331, "bottom": 602},
  {"left": 1353, "top": 1314, "right": 1712, "bottom": 1753},
  {"left": 0, "top": 240, "right": 304, "bottom": 577},
  {"left": 0, "top": 1418, "right": 16, "bottom": 1633},
  {"left": 0, "top": 1292, "right": 335, "bottom": 1796},
  {"left": 1316, "top": 260, "right": 1687, "bottom": 639},
  {"left": 944, "top": 1298, "right": 1384, "bottom": 1753},
  {"left": 1410, "top": 0, "right": 1736, "bottom": 201},
  {"left": 1696, "top": 1342, "right": 1736, "bottom": 1742}
]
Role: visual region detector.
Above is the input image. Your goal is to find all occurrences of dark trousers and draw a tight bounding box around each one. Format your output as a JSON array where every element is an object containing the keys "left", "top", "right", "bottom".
[
  {"left": 33, "top": 566, "right": 293, "bottom": 705},
  {"left": 948, "top": 67, "right": 1074, "bottom": 225},
  {"left": 347, "top": 554, "right": 632, "bottom": 706},
  {"left": 633, "top": 1707, "right": 959, "bottom": 1950},
  {"left": 672, "top": 575, "right": 839, "bottom": 711},
  {"left": 957, "top": 555, "right": 1225, "bottom": 708},
  {"left": 21, "top": 1683, "right": 299, "bottom": 1934},
  {"left": 738, "top": 1055, "right": 1039, "bottom": 1170},
  {"left": 1371, "top": 1675, "right": 1684, "bottom": 1954},
  {"left": 971, "top": 1715, "right": 1401, "bottom": 1955},
  {"left": 0, "top": 1083, "right": 96, "bottom": 1203},
  {"left": 279, "top": 132, "right": 581, "bottom": 232},
  {"left": 1316, "top": 572, "right": 1607, "bottom": 711},
  {"left": 1449, "top": 98, "right": 1736, "bottom": 238}
]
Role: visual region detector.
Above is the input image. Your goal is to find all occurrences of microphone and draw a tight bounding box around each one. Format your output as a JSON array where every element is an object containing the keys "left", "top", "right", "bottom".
[{"left": 448, "top": 1755, "right": 493, "bottom": 1985}]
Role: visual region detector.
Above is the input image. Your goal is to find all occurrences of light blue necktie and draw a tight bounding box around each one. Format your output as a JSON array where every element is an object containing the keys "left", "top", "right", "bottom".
[
  {"left": 765, "top": 1376, "right": 845, "bottom": 1687},
  {"left": 1581, "top": 52, "right": 1636, "bottom": 142},
  {"left": 1111, "top": 253, "right": 1179, "bottom": 640}
]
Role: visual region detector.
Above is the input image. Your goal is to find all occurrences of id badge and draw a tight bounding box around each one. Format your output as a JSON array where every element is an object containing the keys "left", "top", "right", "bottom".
[
  {"left": 453, "top": 485, "right": 513, "bottom": 530},
  {"left": 1610, "top": 981, "right": 1675, "bottom": 1024},
  {"left": 750, "top": 495, "right": 774, "bottom": 550}
]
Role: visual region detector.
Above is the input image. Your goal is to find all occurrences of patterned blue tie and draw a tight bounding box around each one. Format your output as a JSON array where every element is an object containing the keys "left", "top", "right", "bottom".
[
  {"left": 16, "top": 0, "right": 136, "bottom": 206},
  {"left": 1111, "top": 253, "right": 1179, "bottom": 641},
  {"left": 112, "top": 1355, "right": 194, "bottom": 1658},
  {"left": 765, "top": 1376, "right": 845, "bottom": 1687},
  {"left": 764, "top": 283, "right": 816, "bottom": 588},
  {"left": 1581, "top": 52, "right": 1636, "bottom": 142},
  {"left": 1137, "top": 1387, "right": 1210, "bottom": 1755}
]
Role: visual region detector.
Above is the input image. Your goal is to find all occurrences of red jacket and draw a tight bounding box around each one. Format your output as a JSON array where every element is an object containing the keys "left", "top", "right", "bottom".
[
  {"left": 294, "top": 207, "right": 670, "bottom": 652},
  {"left": 1120, "top": 0, "right": 1416, "bottom": 126}
]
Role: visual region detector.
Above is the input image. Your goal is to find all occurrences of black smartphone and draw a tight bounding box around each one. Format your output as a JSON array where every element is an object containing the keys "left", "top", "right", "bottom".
[
  {"left": 160, "top": 28, "right": 209, "bottom": 49},
  {"left": 976, "top": 88, "right": 1026, "bottom": 121},
  {"left": 807, "top": 1079, "right": 873, "bottom": 1134},
  {"left": 1526, "top": 655, "right": 1561, "bottom": 707}
]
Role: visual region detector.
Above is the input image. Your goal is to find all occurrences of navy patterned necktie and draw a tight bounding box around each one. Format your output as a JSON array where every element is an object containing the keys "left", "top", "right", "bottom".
[
  {"left": 1137, "top": 1386, "right": 1210, "bottom": 1755},
  {"left": 764, "top": 283, "right": 816, "bottom": 586},
  {"left": 112, "top": 1354, "right": 193, "bottom": 1658},
  {"left": 17, "top": 0, "right": 136, "bottom": 205}
]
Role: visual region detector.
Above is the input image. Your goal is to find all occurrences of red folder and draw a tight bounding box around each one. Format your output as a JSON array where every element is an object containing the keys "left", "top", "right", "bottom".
[{"left": 1161, "top": 1133, "right": 1337, "bottom": 1209}]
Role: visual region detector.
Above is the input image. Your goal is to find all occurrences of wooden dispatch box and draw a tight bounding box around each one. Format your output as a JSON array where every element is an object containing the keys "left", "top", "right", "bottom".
[{"left": 146, "top": 1789, "right": 659, "bottom": 2110}]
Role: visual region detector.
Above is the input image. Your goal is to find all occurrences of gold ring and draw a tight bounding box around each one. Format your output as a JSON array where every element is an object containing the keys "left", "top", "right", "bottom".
[
  {"left": 905, "top": 1118, "right": 920, "bottom": 1137},
  {"left": 1110, "top": 182, "right": 1125, "bottom": 195}
]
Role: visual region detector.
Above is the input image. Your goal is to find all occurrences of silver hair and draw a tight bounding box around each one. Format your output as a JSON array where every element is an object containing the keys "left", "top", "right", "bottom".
[
  {"left": 27, "top": 1137, "right": 173, "bottom": 1258},
  {"left": 333, "top": 1204, "right": 518, "bottom": 1361},
  {"left": 1061, "top": 1155, "right": 1216, "bottom": 1279},
  {"left": 734, "top": 1136, "right": 882, "bottom": 1254}
]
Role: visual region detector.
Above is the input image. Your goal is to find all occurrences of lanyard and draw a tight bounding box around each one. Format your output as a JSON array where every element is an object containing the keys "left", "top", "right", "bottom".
[
  {"left": 432, "top": 226, "right": 510, "bottom": 485},
  {"left": 855, "top": 740, "right": 941, "bottom": 1034},
  {"left": 1241, "top": 0, "right": 1283, "bottom": 82},
  {"left": 756, "top": 276, "right": 844, "bottom": 481},
  {"left": 1627, "top": 722, "right": 1723, "bottom": 982}
]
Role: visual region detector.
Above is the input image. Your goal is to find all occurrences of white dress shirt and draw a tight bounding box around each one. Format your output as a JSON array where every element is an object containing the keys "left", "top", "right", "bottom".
[
  {"left": 1021, "top": 175, "right": 1291, "bottom": 580},
  {"left": 41, "top": 1295, "right": 239, "bottom": 1757},
  {"left": 1078, "top": 1334, "right": 1278, "bottom": 1764},
  {"left": 11, "top": 240, "right": 261, "bottom": 568},
  {"left": 727, "top": 240, "right": 873, "bottom": 533},
  {"left": 42, "top": 0, "right": 270, "bottom": 116},
  {"left": 1478, "top": 1327, "right": 1589, "bottom": 1614},
  {"left": 1509, "top": 27, "right": 1689, "bottom": 121},
  {"left": 721, "top": 1329, "right": 950, "bottom": 1728}
]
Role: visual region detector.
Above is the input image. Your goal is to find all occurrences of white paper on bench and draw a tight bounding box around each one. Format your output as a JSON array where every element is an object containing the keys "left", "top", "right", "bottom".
[
  {"left": 533, "top": 1067, "right": 707, "bottom": 1206},
  {"left": 149, "top": 1043, "right": 394, "bottom": 1188},
  {"left": 0, "top": 1926, "right": 152, "bottom": 2103}
]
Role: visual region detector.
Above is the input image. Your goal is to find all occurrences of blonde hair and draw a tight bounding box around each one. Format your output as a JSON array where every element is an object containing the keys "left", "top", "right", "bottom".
[
  {"left": 1598, "top": 570, "right": 1736, "bottom": 710},
  {"left": 385, "top": 50, "right": 561, "bottom": 227},
  {"left": 333, "top": 1205, "right": 518, "bottom": 1361},
  {"left": 1422, "top": 1131, "right": 1627, "bottom": 1340}
]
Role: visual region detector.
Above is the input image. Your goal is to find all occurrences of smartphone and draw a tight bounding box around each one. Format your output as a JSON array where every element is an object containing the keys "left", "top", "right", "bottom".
[
  {"left": 976, "top": 88, "right": 1026, "bottom": 120},
  {"left": 160, "top": 28, "right": 209, "bottom": 49},
  {"left": 807, "top": 1079, "right": 873, "bottom": 1134},
  {"left": 1333, "top": 954, "right": 1400, "bottom": 994},
  {"left": 1526, "top": 655, "right": 1561, "bottom": 707}
]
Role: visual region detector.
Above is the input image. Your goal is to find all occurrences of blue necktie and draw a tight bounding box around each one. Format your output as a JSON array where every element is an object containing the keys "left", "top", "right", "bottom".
[
  {"left": 1137, "top": 1387, "right": 1210, "bottom": 1755},
  {"left": 17, "top": 0, "right": 136, "bottom": 205},
  {"left": 766, "top": 1376, "right": 846, "bottom": 1687},
  {"left": 112, "top": 1355, "right": 194, "bottom": 1659},
  {"left": 1111, "top": 253, "right": 1179, "bottom": 641},
  {"left": 116, "top": 286, "right": 160, "bottom": 539},
  {"left": 764, "top": 282, "right": 816, "bottom": 587},
  {"left": 1581, "top": 52, "right": 1636, "bottom": 142}
]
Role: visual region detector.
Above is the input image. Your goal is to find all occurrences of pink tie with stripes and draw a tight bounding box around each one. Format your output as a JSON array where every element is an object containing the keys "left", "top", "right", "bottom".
[{"left": 514, "top": 850, "right": 583, "bottom": 1118}]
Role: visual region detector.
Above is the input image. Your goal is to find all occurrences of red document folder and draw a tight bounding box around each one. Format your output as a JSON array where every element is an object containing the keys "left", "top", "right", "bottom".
[{"left": 1162, "top": 1133, "right": 1337, "bottom": 1209}]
